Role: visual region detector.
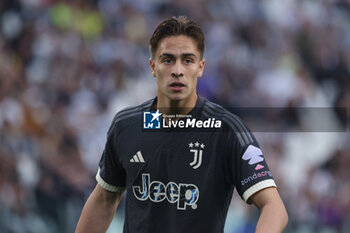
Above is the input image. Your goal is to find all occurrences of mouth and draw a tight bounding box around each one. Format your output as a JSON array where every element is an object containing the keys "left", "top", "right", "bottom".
[{"left": 169, "top": 82, "right": 185, "bottom": 91}]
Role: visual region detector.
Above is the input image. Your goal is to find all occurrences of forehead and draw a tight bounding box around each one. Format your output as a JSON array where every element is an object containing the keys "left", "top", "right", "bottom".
[{"left": 156, "top": 35, "right": 199, "bottom": 57}]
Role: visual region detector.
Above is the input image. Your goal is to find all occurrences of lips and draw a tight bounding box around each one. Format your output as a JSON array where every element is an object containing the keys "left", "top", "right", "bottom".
[
  {"left": 169, "top": 82, "right": 185, "bottom": 91},
  {"left": 169, "top": 82, "right": 185, "bottom": 87}
]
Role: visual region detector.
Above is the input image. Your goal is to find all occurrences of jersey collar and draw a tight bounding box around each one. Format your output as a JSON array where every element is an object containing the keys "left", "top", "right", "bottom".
[{"left": 150, "top": 96, "right": 206, "bottom": 117}]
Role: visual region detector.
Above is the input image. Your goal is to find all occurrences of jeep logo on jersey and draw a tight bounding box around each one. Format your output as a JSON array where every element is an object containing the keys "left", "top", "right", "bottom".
[
  {"left": 242, "top": 145, "right": 264, "bottom": 165},
  {"left": 132, "top": 173, "right": 199, "bottom": 210}
]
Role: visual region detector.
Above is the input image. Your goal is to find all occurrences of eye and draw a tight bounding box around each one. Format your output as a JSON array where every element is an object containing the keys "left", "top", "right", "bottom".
[
  {"left": 184, "top": 58, "right": 193, "bottom": 64},
  {"left": 163, "top": 58, "right": 172, "bottom": 64}
]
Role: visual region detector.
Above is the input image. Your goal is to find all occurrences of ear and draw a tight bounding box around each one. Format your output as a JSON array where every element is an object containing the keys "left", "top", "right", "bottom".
[
  {"left": 149, "top": 58, "right": 156, "bottom": 78},
  {"left": 197, "top": 58, "right": 206, "bottom": 78}
]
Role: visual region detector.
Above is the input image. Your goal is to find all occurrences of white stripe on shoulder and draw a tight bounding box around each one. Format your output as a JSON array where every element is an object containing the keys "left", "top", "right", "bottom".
[
  {"left": 96, "top": 168, "right": 125, "bottom": 193},
  {"left": 242, "top": 179, "right": 277, "bottom": 203}
]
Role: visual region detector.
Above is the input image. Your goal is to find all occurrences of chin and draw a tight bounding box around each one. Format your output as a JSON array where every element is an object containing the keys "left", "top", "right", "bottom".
[
  {"left": 160, "top": 88, "right": 193, "bottom": 102},
  {"left": 169, "top": 95, "right": 185, "bottom": 101}
]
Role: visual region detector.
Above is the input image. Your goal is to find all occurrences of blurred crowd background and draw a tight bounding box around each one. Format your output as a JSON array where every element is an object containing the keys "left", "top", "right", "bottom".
[{"left": 0, "top": 0, "right": 349, "bottom": 232}]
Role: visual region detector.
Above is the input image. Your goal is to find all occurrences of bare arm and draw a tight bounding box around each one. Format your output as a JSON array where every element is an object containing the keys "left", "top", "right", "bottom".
[
  {"left": 75, "top": 184, "right": 124, "bottom": 233},
  {"left": 250, "top": 187, "right": 288, "bottom": 233}
]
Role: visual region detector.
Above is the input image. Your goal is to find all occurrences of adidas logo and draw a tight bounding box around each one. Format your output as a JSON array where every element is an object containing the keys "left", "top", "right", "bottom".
[{"left": 130, "top": 151, "right": 145, "bottom": 163}]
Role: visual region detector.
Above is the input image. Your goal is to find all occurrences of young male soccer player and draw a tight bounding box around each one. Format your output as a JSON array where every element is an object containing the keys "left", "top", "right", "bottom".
[{"left": 76, "top": 16, "right": 288, "bottom": 233}]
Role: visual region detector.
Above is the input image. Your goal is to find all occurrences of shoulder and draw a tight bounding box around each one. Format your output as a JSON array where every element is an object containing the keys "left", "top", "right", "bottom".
[
  {"left": 107, "top": 98, "right": 154, "bottom": 136},
  {"left": 201, "top": 100, "right": 256, "bottom": 146},
  {"left": 113, "top": 98, "right": 154, "bottom": 123}
]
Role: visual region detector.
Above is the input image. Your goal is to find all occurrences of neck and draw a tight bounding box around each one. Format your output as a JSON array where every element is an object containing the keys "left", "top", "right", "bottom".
[{"left": 157, "top": 94, "right": 198, "bottom": 116}]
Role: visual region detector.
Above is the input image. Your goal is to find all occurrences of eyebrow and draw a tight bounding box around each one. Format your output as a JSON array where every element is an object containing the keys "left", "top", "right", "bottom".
[{"left": 159, "top": 53, "right": 197, "bottom": 59}]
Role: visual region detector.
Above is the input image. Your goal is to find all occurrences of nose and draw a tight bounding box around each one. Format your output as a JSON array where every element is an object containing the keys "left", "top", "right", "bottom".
[{"left": 171, "top": 61, "right": 184, "bottom": 78}]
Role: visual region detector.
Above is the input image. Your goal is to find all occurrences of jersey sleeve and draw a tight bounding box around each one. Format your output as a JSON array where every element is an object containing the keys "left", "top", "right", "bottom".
[
  {"left": 226, "top": 120, "right": 276, "bottom": 203},
  {"left": 96, "top": 120, "right": 126, "bottom": 192}
]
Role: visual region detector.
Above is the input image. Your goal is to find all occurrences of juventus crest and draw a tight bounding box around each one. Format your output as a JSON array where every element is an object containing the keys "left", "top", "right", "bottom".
[{"left": 188, "top": 142, "right": 205, "bottom": 169}]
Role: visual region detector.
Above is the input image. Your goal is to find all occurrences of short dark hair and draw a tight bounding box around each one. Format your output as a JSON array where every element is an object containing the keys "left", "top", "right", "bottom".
[{"left": 149, "top": 16, "right": 205, "bottom": 59}]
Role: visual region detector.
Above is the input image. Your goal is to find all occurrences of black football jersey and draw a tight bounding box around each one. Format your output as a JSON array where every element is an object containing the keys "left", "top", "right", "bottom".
[{"left": 96, "top": 96, "right": 276, "bottom": 233}]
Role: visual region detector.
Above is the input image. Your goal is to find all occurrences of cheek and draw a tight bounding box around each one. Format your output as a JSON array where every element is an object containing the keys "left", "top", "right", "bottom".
[
  {"left": 190, "top": 68, "right": 201, "bottom": 82},
  {"left": 196, "top": 65, "right": 203, "bottom": 76},
  {"left": 197, "top": 68, "right": 203, "bottom": 77},
  {"left": 155, "top": 68, "right": 168, "bottom": 85},
  {"left": 156, "top": 67, "right": 170, "bottom": 79}
]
